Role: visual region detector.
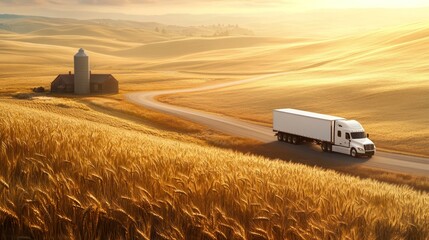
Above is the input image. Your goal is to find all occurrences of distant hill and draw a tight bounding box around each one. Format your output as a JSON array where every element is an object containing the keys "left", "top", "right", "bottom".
[
  {"left": 115, "top": 36, "right": 289, "bottom": 59},
  {"left": 1, "top": 13, "right": 429, "bottom": 90},
  {"left": 0, "top": 14, "right": 253, "bottom": 41},
  {"left": 0, "top": 14, "right": 27, "bottom": 19}
]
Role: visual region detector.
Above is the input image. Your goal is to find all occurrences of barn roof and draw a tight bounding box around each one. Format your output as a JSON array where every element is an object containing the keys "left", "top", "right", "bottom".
[
  {"left": 90, "top": 74, "right": 114, "bottom": 83},
  {"left": 55, "top": 74, "right": 116, "bottom": 84},
  {"left": 56, "top": 74, "right": 74, "bottom": 84}
]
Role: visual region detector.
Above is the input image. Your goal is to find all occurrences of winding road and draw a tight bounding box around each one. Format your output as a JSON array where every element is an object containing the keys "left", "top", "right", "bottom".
[{"left": 125, "top": 73, "right": 429, "bottom": 176}]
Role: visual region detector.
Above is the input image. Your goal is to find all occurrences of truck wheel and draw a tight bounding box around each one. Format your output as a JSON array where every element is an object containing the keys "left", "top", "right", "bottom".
[
  {"left": 321, "top": 142, "right": 327, "bottom": 152},
  {"left": 327, "top": 143, "right": 332, "bottom": 153},
  {"left": 287, "top": 135, "right": 292, "bottom": 143},
  {"left": 350, "top": 148, "right": 358, "bottom": 158},
  {"left": 277, "top": 133, "right": 283, "bottom": 141},
  {"left": 282, "top": 134, "right": 288, "bottom": 142},
  {"left": 292, "top": 136, "right": 298, "bottom": 144}
]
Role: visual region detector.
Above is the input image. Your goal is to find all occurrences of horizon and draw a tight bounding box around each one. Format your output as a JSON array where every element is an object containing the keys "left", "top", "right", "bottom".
[
  {"left": 1, "top": 0, "right": 429, "bottom": 24},
  {"left": 2, "top": 7, "right": 429, "bottom": 31}
]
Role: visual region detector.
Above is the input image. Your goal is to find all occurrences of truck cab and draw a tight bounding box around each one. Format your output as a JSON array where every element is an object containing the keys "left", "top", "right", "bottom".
[{"left": 333, "top": 120, "right": 376, "bottom": 157}]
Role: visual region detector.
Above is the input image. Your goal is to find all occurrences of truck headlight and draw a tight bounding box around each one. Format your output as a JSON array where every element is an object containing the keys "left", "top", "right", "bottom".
[{"left": 357, "top": 147, "right": 364, "bottom": 152}]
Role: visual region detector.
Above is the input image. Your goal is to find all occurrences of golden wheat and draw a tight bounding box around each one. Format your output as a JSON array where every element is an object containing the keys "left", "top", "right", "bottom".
[{"left": 0, "top": 100, "right": 428, "bottom": 239}]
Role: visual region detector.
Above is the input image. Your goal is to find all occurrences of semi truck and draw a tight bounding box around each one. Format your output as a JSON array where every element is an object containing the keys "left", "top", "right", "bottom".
[{"left": 273, "top": 108, "right": 375, "bottom": 157}]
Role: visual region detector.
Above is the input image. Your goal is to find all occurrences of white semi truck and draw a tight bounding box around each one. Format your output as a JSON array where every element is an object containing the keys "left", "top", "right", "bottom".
[{"left": 273, "top": 109, "right": 375, "bottom": 157}]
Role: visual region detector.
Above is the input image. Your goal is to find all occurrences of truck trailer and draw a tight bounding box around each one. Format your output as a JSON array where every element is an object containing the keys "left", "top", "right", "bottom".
[{"left": 273, "top": 109, "right": 375, "bottom": 157}]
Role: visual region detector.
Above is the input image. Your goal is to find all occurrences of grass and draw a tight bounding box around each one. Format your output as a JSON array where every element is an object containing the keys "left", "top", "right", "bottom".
[
  {"left": 338, "top": 166, "right": 429, "bottom": 193},
  {"left": 82, "top": 96, "right": 260, "bottom": 151},
  {"left": 1, "top": 98, "right": 429, "bottom": 239}
]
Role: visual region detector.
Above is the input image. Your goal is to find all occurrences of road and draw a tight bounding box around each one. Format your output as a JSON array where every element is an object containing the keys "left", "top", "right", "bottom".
[{"left": 125, "top": 73, "right": 429, "bottom": 176}]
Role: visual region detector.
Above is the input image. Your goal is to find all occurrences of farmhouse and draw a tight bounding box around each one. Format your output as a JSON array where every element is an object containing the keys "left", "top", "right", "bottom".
[{"left": 51, "top": 48, "right": 119, "bottom": 94}]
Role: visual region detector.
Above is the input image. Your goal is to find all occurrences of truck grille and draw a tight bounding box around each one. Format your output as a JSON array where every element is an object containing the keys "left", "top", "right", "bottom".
[{"left": 364, "top": 144, "right": 375, "bottom": 151}]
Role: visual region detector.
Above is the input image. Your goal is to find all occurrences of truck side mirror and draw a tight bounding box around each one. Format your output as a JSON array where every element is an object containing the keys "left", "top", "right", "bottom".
[{"left": 367, "top": 133, "right": 370, "bottom": 138}]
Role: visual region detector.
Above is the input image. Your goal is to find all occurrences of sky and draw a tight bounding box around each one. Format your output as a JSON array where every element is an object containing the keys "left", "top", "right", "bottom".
[{"left": 1, "top": 0, "right": 429, "bottom": 16}]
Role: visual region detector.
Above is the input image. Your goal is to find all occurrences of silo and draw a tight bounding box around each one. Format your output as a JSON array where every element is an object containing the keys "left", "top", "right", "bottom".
[{"left": 74, "top": 48, "right": 90, "bottom": 94}]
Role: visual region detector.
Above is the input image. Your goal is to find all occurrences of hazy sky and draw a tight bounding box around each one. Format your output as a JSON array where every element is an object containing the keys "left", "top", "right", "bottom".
[{"left": 1, "top": 0, "right": 429, "bottom": 15}]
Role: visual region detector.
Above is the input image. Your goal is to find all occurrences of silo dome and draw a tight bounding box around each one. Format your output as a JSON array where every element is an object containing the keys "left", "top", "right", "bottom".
[{"left": 74, "top": 48, "right": 90, "bottom": 94}]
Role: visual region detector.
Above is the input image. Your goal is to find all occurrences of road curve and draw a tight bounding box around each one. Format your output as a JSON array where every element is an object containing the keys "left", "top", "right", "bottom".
[{"left": 125, "top": 74, "right": 429, "bottom": 176}]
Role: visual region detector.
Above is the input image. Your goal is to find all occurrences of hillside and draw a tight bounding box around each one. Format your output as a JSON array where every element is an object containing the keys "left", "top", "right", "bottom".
[
  {"left": 0, "top": 14, "right": 259, "bottom": 93},
  {"left": 1, "top": 99, "right": 428, "bottom": 239},
  {"left": 158, "top": 22, "right": 429, "bottom": 156},
  {"left": 1, "top": 14, "right": 429, "bottom": 157},
  {"left": 0, "top": 16, "right": 429, "bottom": 155},
  {"left": 115, "top": 37, "right": 289, "bottom": 59}
]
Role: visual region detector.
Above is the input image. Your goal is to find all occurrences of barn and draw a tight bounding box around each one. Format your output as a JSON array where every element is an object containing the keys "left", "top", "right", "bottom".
[
  {"left": 51, "top": 73, "right": 119, "bottom": 94},
  {"left": 50, "top": 48, "right": 119, "bottom": 95}
]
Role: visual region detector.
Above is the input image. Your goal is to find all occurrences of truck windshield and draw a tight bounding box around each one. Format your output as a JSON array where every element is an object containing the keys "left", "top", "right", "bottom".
[{"left": 351, "top": 132, "right": 366, "bottom": 139}]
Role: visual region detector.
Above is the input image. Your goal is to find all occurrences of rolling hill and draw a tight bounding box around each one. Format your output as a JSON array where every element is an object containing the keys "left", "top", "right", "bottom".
[
  {"left": 158, "top": 22, "right": 429, "bottom": 156},
  {"left": 1, "top": 14, "right": 428, "bottom": 157},
  {"left": 0, "top": 12, "right": 429, "bottom": 239}
]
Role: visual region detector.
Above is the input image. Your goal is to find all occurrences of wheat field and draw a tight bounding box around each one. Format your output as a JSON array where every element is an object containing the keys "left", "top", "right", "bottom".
[
  {"left": 1, "top": 98, "right": 428, "bottom": 239},
  {"left": 1, "top": 13, "right": 429, "bottom": 239}
]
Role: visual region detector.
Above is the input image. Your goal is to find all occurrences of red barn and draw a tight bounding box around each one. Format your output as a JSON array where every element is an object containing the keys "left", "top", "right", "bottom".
[{"left": 51, "top": 72, "right": 119, "bottom": 94}]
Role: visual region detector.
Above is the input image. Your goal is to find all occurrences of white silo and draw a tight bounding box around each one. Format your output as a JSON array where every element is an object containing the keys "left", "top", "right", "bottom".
[{"left": 74, "top": 48, "right": 90, "bottom": 94}]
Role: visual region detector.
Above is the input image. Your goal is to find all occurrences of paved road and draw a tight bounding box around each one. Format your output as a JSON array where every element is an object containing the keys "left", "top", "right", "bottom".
[{"left": 125, "top": 73, "right": 429, "bottom": 176}]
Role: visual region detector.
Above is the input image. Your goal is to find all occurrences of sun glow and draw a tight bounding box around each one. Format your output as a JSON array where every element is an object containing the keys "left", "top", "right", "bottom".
[
  {"left": 319, "top": 0, "right": 429, "bottom": 9},
  {"left": 1, "top": 0, "right": 429, "bottom": 16}
]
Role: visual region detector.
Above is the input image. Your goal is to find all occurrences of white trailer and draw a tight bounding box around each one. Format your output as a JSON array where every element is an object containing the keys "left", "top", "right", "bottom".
[{"left": 273, "top": 109, "right": 376, "bottom": 157}]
